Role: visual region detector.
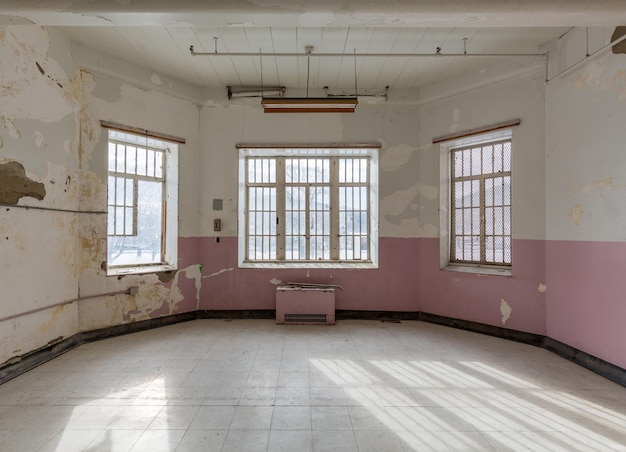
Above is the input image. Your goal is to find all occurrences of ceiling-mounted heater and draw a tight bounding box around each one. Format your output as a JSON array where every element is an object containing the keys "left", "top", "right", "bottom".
[
  {"left": 261, "top": 45, "right": 358, "bottom": 113},
  {"left": 261, "top": 97, "right": 358, "bottom": 113},
  {"left": 228, "top": 86, "right": 285, "bottom": 99}
]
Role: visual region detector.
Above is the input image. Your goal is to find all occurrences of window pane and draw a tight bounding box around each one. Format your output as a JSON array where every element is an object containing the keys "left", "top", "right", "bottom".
[
  {"left": 126, "top": 147, "right": 137, "bottom": 175},
  {"left": 503, "top": 142, "right": 512, "bottom": 172},
  {"left": 471, "top": 148, "right": 481, "bottom": 176},
  {"left": 116, "top": 144, "right": 125, "bottom": 172},
  {"left": 108, "top": 143, "right": 116, "bottom": 171},
  {"left": 147, "top": 150, "right": 155, "bottom": 177},
  {"left": 136, "top": 147, "right": 147, "bottom": 176},
  {"left": 107, "top": 206, "right": 115, "bottom": 235}
]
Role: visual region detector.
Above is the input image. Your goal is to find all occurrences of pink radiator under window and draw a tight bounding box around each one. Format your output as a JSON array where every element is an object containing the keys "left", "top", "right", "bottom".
[{"left": 276, "top": 286, "right": 336, "bottom": 325}]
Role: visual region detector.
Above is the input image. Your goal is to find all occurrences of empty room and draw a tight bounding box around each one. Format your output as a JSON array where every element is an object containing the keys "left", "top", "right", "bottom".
[{"left": 1, "top": 1, "right": 626, "bottom": 450}]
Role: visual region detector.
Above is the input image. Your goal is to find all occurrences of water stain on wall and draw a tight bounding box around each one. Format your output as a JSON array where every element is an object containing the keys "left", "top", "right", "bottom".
[
  {"left": 0, "top": 161, "right": 46, "bottom": 204},
  {"left": 568, "top": 204, "right": 584, "bottom": 225}
]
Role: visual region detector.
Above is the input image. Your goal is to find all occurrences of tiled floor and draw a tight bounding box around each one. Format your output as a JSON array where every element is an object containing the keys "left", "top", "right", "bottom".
[{"left": 0, "top": 319, "right": 625, "bottom": 451}]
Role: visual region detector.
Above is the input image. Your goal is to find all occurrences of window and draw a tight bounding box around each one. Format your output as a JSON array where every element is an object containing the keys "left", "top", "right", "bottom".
[
  {"left": 450, "top": 138, "right": 511, "bottom": 266},
  {"left": 238, "top": 147, "right": 378, "bottom": 267},
  {"left": 106, "top": 128, "right": 179, "bottom": 275}
]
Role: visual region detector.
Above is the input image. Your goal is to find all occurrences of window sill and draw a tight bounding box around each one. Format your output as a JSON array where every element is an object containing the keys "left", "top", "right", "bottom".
[
  {"left": 107, "top": 264, "right": 177, "bottom": 277},
  {"left": 443, "top": 264, "right": 511, "bottom": 277},
  {"left": 240, "top": 261, "right": 378, "bottom": 270}
]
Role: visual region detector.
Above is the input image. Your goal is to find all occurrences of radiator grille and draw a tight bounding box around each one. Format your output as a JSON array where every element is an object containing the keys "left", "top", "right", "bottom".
[{"left": 284, "top": 313, "right": 328, "bottom": 324}]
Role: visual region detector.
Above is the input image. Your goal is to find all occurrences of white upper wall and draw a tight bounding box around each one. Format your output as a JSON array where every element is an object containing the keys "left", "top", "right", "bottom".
[
  {"left": 418, "top": 69, "right": 547, "bottom": 241},
  {"left": 545, "top": 27, "right": 626, "bottom": 242}
]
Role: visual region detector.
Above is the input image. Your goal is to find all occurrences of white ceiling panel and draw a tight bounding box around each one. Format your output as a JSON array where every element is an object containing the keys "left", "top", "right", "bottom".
[{"left": 58, "top": 25, "right": 572, "bottom": 93}]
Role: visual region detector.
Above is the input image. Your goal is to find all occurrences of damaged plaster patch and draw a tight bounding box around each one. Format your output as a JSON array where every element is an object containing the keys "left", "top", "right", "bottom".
[
  {"left": 150, "top": 73, "right": 162, "bottom": 86},
  {"left": 381, "top": 182, "right": 438, "bottom": 216},
  {"left": 270, "top": 278, "right": 282, "bottom": 285},
  {"left": 0, "top": 160, "right": 46, "bottom": 204},
  {"left": 612, "top": 27, "right": 626, "bottom": 54},
  {"left": 381, "top": 144, "right": 416, "bottom": 172},
  {"left": 34, "top": 131, "right": 46, "bottom": 149},
  {"left": 538, "top": 283, "right": 547, "bottom": 293},
  {"left": 1, "top": 116, "right": 21, "bottom": 140},
  {"left": 183, "top": 264, "right": 203, "bottom": 309},
  {"left": 450, "top": 108, "right": 461, "bottom": 133},
  {"left": 157, "top": 271, "right": 177, "bottom": 283},
  {"left": 0, "top": 27, "right": 77, "bottom": 123},
  {"left": 203, "top": 267, "right": 234, "bottom": 279},
  {"left": 568, "top": 204, "right": 583, "bottom": 225},
  {"left": 500, "top": 299, "right": 512, "bottom": 325}
]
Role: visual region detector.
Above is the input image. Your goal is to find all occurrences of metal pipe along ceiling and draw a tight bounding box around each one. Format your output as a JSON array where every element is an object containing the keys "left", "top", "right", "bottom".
[{"left": 189, "top": 46, "right": 546, "bottom": 59}]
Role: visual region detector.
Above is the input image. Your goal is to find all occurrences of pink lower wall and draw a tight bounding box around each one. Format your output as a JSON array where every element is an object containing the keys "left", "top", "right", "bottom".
[
  {"left": 546, "top": 241, "right": 626, "bottom": 369},
  {"left": 418, "top": 238, "right": 547, "bottom": 335},
  {"left": 192, "top": 237, "right": 420, "bottom": 312},
  {"left": 180, "top": 237, "right": 546, "bottom": 335},
  {"left": 177, "top": 236, "right": 626, "bottom": 369}
]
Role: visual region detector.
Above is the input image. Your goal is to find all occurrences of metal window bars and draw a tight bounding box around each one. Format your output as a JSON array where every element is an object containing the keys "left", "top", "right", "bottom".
[
  {"left": 451, "top": 140, "right": 511, "bottom": 265},
  {"left": 245, "top": 155, "right": 370, "bottom": 262}
]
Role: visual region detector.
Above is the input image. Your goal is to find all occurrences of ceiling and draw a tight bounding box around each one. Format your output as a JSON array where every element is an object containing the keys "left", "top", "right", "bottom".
[
  {"left": 58, "top": 26, "right": 570, "bottom": 93},
  {"left": 2, "top": 0, "right": 625, "bottom": 94}
]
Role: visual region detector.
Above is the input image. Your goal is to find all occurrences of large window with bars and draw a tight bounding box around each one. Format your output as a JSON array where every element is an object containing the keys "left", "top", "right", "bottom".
[
  {"left": 451, "top": 139, "right": 511, "bottom": 266},
  {"left": 240, "top": 147, "right": 378, "bottom": 266},
  {"left": 106, "top": 128, "right": 179, "bottom": 274}
]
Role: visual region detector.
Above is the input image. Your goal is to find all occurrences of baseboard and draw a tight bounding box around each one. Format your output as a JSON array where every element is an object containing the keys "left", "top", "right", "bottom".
[
  {"left": 1, "top": 309, "right": 624, "bottom": 389},
  {"left": 544, "top": 337, "right": 626, "bottom": 388},
  {"left": 418, "top": 312, "right": 545, "bottom": 347},
  {"left": 0, "top": 334, "right": 82, "bottom": 385}
]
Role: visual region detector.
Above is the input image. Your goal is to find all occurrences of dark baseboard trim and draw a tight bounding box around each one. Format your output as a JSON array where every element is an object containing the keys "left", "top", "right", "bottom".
[
  {"left": 418, "top": 312, "right": 545, "bottom": 347},
  {"left": 544, "top": 337, "right": 626, "bottom": 388},
  {"left": 0, "top": 335, "right": 82, "bottom": 385},
  {"left": 197, "top": 310, "right": 276, "bottom": 320},
  {"left": 336, "top": 310, "right": 419, "bottom": 321},
  {"left": 80, "top": 312, "right": 199, "bottom": 344},
  {"left": 1, "top": 309, "right": 624, "bottom": 388}
]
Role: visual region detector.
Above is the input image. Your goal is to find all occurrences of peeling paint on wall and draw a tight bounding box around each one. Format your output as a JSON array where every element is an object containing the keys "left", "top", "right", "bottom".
[
  {"left": 202, "top": 267, "right": 234, "bottom": 279},
  {"left": 568, "top": 204, "right": 583, "bottom": 225},
  {"left": 270, "top": 278, "right": 282, "bottom": 285},
  {"left": 183, "top": 264, "right": 203, "bottom": 309},
  {"left": 157, "top": 271, "right": 177, "bottom": 283},
  {"left": 1, "top": 116, "right": 21, "bottom": 140},
  {"left": 538, "top": 283, "right": 547, "bottom": 293},
  {"left": 150, "top": 73, "right": 162, "bottom": 86},
  {"left": 380, "top": 144, "right": 416, "bottom": 172},
  {"left": 34, "top": 131, "right": 46, "bottom": 149},
  {"left": 0, "top": 160, "right": 46, "bottom": 204},
  {"left": 500, "top": 299, "right": 512, "bottom": 325},
  {"left": 449, "top": 107, "right": 461, "bottom": 133},
  {"left": 611, "top": 27, "right": 626, "bottom": 55},
  {"left": 0, "top": 27, "right": 77, "bottom": 123}
]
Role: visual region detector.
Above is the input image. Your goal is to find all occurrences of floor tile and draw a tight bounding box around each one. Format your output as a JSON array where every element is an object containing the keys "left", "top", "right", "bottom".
[{"left": 0, "top": 319, "right": 624, "bottom": 452}]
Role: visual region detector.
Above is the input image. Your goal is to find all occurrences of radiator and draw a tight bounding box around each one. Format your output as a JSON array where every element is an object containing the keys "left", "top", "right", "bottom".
[{"left": 276, "top": 285, "right": 336, "bottom": 325}]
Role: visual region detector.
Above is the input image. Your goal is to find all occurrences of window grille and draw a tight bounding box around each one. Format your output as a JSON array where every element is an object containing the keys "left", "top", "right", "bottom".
[
  {"left": 451, "top": 139, "right": 511, "bottom": 265},
  {"left": 243, "top": 149, "right": 375, "bottom": 264}
]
